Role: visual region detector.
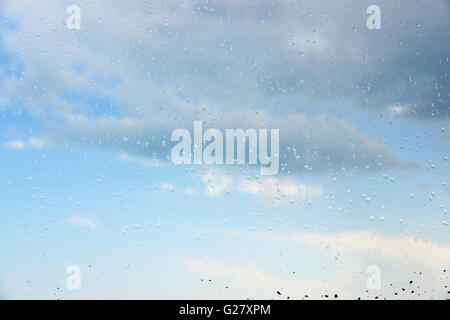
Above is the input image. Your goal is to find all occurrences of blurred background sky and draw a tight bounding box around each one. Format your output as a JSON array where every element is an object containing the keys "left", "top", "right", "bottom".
[{"left": 0, "top": 0, "right": 449, "bottom": 299}]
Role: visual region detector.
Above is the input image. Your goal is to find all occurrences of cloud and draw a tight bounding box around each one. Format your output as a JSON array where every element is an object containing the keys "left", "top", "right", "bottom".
[
  {"left": 183, "top": 187, "right": 196, "bottom": 195},
  {"left": 388, "top": 104, "right": 411, "bottom": 116},
  {"left": 280, "top": 231, "right": 450, "bottom": 275},
  {"left": 65, "top": 216, "right": 96, "bottom": 229},
  {"left": 239, "top": 177, "right": 322, "bottom": 205},
  {"left": 160, "top": 182, "right": 176, "bottom": 192},
  {"left": 200, "top": 173, "right": 322, "bottom": 204},
  {"left": 1, "top": 0, "right": 448, "bottom": 118},
  {"left": 185, "top": 259, "right": 291, "bottom": 299},
  {"left": 39, "top": 108, "right": 407, "bottom": 175},
  {"left": 2, "top": 0, "right": 439, "bottom": 173},
  {"left": 3, "top": 140, "right": 25, "bottom": 150},
  {"left": 2, "top": 138, "right": 46, "bottom": 150},
  {"left": 186, "top": 230, "right": 450, "bottom": 299}
]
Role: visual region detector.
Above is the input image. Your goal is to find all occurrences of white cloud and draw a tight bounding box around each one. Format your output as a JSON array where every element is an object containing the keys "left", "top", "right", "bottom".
[
  {"left": 286, "top": 231, "right": 450, "bottom": 276},
  {"left": 66, "top": 216, "right": 96, "bottom": 229},
  {"left": 185, "top": 259, "right": 288, "bottom": 299},
  {"left": 3, "top": 140, "right": 25, "bottom": 150},
  {"left": 161, "top": 182, "right": 176, "bottom": 192},
  {"left": 239, "top": 177, "right": 322, "bottom": 205},
  {"left": 2, "top": 138, "right": 46, "bottom": 150},
  {"left": 183, "top": 188, "right": 196, "bottom": 195},
  {"left": 28, "top": 137, "right": 46, "bottom": 148},
  {"left": 388, "top": 104, "right": 411, "bottom": 115},
  {"left": 186, "top": 230, "right": 450, "bottom": 299},
  {"left": 184, "top": 258, "right": 352, "bottom": 299}
]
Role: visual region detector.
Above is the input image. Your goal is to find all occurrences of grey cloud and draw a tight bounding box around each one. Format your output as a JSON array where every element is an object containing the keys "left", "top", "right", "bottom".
[
  {"left": 46, "top": 105, "right": 408, "bottom": 175},
  {"left": 1, "top": 0, "right": 448, "bottom": 117},
  {"left": 1, "top": 0, "right": 433, "bottom": 173}
]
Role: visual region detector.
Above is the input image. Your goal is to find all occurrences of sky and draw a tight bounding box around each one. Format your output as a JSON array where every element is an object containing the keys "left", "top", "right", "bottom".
[{"left": 0, "top": 0, "right": 449, "bottom": 299}]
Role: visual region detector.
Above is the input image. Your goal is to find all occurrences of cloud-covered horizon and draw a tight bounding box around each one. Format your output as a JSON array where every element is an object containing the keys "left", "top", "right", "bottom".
[{"left": 186, "top": 229, "right": 450, "bottom": 299}]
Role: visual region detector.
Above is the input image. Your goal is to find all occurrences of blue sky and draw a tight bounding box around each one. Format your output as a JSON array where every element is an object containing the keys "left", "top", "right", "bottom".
[{"left": 0, "top": 0, "right": 449, "bottom": 299}]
